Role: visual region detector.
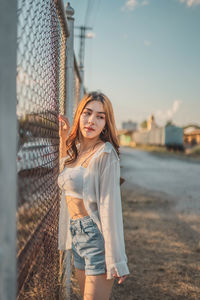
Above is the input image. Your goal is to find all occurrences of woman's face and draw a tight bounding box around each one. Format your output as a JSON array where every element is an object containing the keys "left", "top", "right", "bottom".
[{"left": 79, "top": 100, "right": 106, "bottom": 140}]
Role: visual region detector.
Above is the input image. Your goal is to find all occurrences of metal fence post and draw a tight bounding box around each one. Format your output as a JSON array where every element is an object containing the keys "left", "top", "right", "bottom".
[
  {"left": 65, "top": 2, "right": 75, "bottom": 126},
  {"left": 63, "top": 3, "right": 75, "bottom": 298},
  {"left": 0, "top": 1, "right": 17, "bottom": 299}
]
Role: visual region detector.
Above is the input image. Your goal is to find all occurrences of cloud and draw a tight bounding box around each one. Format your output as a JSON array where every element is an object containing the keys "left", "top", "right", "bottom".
[
  {"left": 154, "top": 100, "right": 182, "bottom": 123},
  {"left": 122, "top": 0, "right": 138, "bottom": 11},
  {"left": 141, "top": 1, "right": 149, "bottom": 5},
  {"left": 179, "top": 0, "right": 200, "bottom": 7},
  {"left": 121, "top": 0, "right": 149, "bottom": 11},
  {"left": 86, "top": 32, "right": 95, "bottom": 38}
]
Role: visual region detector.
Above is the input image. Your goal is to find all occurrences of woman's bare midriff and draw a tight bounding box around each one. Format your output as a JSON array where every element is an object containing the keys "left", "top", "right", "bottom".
[
  {"left": 64, "top": 141, "right": 105, "bottom": 220},
  {"left": 65, "top": 196, "right": 89, "bottom": 220}
]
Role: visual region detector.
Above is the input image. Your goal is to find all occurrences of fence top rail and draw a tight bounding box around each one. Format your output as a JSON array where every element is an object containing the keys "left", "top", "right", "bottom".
[{"left": 56, "top": 0, "right": 70, "bottom": 37}]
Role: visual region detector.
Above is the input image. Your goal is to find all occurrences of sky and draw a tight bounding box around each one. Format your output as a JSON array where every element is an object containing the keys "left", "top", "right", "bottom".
[{"left": 64, "top": 0, "right": 200, "bottom": 129}]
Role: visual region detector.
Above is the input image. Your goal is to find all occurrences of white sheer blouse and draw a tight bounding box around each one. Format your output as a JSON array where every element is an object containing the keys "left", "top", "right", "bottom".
[{"left": 58, "top": 141, "right": 130, "bottom": 280}]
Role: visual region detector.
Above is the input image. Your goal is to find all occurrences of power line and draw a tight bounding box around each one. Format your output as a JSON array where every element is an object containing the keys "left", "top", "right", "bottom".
[
  {"left": 74, "top": 0, "right": 98, "bottom": 83},
  {"left": 75, "top": 26, "right": 93, "bottom": 83},
  {"left": 89, "top": 0, "right": 101, "bottom": 28},
  {"left": 84, "top": 0, "right": 94, "bottom": 28}
]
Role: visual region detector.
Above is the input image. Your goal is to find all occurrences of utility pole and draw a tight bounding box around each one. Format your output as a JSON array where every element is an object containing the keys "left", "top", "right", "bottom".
[{"left": 75, "top": 26, "right": 93, "bottom": 86}]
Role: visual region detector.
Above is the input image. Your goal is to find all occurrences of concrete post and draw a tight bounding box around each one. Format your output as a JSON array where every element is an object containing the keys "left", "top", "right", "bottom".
[
  {"left": 0, "top": 1, "right": 17, "bottom": 299},
  {"left": 65, "top": 2, "right": 75, "bottom": 126}
]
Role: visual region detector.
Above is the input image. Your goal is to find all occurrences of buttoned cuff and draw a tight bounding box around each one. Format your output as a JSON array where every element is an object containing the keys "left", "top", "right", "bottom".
[{"left": 106, "top": 261, "right": 130, "bottom": 280}]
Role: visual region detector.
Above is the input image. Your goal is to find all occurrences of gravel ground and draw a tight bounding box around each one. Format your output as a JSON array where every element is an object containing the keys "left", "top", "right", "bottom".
[{"left": 70, "top": 159, "right": 200, "bottom": 300}]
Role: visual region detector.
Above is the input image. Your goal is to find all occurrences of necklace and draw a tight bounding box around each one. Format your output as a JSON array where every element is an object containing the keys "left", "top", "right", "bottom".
[{"left": 78, "top": 140, "right": 102, "bottom": 156}]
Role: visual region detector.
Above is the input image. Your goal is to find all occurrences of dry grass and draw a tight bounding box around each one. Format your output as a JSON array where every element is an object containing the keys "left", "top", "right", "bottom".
[
  {"left": 111, "top": 184, "right": 200, "bottom": 300},
  {"left": 188, "top": 145, "right": 200, "bottom": 155}
]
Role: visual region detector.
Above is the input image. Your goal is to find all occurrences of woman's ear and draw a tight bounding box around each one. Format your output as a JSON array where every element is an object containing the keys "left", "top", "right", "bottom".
[{"left": 101, "top": 127, "right": 106, "bottom": 134}]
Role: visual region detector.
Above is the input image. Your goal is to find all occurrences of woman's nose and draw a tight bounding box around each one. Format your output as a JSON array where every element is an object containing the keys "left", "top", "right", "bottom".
[{"left": 88, "top": 114, "right": 95, "bottom": 124}]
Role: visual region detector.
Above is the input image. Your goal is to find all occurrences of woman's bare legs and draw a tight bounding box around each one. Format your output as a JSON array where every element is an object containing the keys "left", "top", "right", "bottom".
[
  {"left": 84, "top": 273, "right": 114, "bottom": 300},
  {"left": 75, "top": 268, "right": 86, "bottom": 296},
  {"left": 75, "top": 269, "right": 114, "bottom": 299}
]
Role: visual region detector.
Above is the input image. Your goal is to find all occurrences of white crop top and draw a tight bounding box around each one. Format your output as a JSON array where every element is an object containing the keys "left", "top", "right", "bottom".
[
  {"left": 57, "top": 150, "right": 96, "bottom": 199},
  {"left": 57, "top": 165, "right": 86, "bottom": 199}
]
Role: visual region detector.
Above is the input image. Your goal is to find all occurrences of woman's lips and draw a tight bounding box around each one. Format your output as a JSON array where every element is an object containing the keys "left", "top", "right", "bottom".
[{"left": 85, "top": 127, "right": 95, "bottom": 131}]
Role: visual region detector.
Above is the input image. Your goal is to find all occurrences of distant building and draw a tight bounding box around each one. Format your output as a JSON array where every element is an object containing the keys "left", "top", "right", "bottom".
[
  {"left": 184, "top": 125, "right": 200, "bottom": 134},
  {"left": 147, "top": 114, "right": 158, "bottom": 130},
  {"left": 118, "top": 129, "right": 134, "bottom": 146},
  {"left": 133, "top": 115, "right": 183, "bottom": 149},
  {"left": 184, "top": 129, "right": 200, "bottom": 145},
  {"left": 122, "top": 120, "right": 138, "bottom": 131}
]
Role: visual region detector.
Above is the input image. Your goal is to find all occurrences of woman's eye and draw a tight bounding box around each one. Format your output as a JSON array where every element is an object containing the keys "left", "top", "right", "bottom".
[
  {"left": 97, "top": 115, "right": 104, "bottom": 119},
  {"left": 83, "top": 111, "right": 90, "bottom": 116}
]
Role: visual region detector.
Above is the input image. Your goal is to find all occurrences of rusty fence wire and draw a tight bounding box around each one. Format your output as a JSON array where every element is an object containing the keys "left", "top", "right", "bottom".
[{"left": 16, "top": 0, "right": 82, "bottom": 298}]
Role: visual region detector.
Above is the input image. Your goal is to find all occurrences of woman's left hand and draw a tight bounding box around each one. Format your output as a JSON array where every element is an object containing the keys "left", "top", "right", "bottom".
[
  {"left": 113, "top": 273, "right": 128, "bottom": 284},
  {"left": 58, "top": 114, "right": 70, "bottom": 139}
]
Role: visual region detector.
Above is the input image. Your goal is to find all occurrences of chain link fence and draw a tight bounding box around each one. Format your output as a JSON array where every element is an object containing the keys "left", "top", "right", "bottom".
[{"left": 16, "top": 1, "right": 82, "bottom": 298}]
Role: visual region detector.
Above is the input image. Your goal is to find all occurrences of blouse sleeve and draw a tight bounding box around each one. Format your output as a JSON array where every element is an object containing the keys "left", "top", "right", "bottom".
[
  {"left": 59, "top": 156, "right": 67, "bottom": 172},
  {"left": 99, "top": 152, "right": 130, "bottom": 280},
  {"left": 60, "top": 156, "right": 66, "bottom": 165}
]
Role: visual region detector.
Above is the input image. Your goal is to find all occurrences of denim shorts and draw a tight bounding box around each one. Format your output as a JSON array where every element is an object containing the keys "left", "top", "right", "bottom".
[{"left": 69, "top": 215, "right": 106, "bottom": 276}]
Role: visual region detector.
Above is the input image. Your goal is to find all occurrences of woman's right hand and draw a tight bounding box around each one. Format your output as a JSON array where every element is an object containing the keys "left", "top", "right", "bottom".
[{"left": 58, "top": 114, "right": 70, "bottom": 141}]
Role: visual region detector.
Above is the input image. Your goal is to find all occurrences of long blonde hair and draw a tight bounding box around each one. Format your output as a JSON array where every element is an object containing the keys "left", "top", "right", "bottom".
[{"left": 64, "top": 91, "right": 119, "bottom": 165}]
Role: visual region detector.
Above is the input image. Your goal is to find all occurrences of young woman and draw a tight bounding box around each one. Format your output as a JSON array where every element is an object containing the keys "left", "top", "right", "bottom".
[{"left": 58, "top": 92, "right": 130, "bottom": 299}]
